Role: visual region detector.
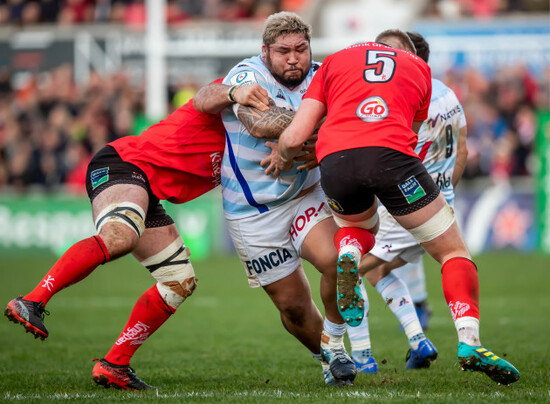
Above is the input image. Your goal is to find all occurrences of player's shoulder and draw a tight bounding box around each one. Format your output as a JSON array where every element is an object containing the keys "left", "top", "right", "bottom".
[
  {"left": 225, "top": 56, "right": 269, "bottom": 85},
  {"left": 431, "top": 78, "right": 460, "bottom": 103}
]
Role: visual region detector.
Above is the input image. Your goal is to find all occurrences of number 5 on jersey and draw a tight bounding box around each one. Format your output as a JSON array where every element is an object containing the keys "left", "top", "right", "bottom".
[{"left": 363, "top": 50, "right": 397, "bottom": 83}]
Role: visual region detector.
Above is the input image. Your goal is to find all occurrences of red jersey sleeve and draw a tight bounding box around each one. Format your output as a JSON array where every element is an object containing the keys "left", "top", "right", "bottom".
[
  {"left": 413, "top": 67, "right": 432, "bottom": 122},
  {"left": 303, "top": 61, "right": 327, "bottom": 104}
]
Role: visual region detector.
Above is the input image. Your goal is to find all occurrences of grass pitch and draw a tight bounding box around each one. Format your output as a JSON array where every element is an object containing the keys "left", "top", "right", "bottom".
[{"left": 1, "top": 251, "right": 549, "bottom": 403}]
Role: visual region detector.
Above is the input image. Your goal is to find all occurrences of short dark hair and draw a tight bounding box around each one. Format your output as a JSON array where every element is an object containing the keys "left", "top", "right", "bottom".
[
  {"left": 262, "top": 12, "right": 311, "bottom": 46},
  {"left": 406, "top": 31, "right": 430, "bottom": 63},
  {"left": 374, "top": 29, "right": 416, "bottom": 54}
]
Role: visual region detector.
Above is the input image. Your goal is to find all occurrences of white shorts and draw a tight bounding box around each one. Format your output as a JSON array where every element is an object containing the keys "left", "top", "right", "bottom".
[
  {"left": 226, "top": 184, "right": 333, "bottom": 288},
  {"left": 369, "top": 206, "right": 424, "bottom": 264}
]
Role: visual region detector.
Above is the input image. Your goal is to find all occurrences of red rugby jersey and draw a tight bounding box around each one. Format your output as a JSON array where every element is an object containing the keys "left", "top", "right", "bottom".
[
  {"left": 109, "top": 80, "right": 225, "bottom": 204},
  {"left": 304, "top": 42, "right": 431, "bottom": 162}
]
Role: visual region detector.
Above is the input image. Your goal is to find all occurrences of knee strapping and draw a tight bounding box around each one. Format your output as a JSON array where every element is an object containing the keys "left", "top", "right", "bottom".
[
  {"left": 408, "top": 203, "right": 455, "bottom": 243},
  {"left": 333, "top": 212, "right": 379, "bottom": 230},
  {"left": 95, "top": 202, "right": 146, "bottom": 237},
  {"left": 140, "top": 237, "right": 196, "bottom": 309}
]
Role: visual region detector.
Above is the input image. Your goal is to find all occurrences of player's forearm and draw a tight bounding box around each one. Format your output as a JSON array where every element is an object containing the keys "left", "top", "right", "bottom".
[
  {"left": 452, "top": 127, "right": 468, "bottom": 187},
  {"left": 279, "top": 102, "right": 322, "bottom": 162},
  {"left": 452, "top": 151, "right": 468, "bottom": 187},
  {"left": 193, "top": 83, "right": 235, "bottom": 114},
  {"left": 279, "top": 127, "right": 305, "bottom": 164},
  {"left": 237, "top": 99, "right": 295, "bottom": 140}
]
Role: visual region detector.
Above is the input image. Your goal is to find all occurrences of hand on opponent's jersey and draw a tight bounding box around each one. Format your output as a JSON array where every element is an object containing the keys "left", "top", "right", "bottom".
[
  {"left": 261, "top": 134, "right": 318, "bottom": 177},
  {"left": 294, "top": 133, "right": 318, "bottom": 171},
  {"left": 233, "top": 84, "right": 270, "bottom": 112}
]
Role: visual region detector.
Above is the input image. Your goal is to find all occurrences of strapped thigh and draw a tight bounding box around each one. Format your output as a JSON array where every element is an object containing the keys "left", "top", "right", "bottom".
[
  {"left": 95, "top": 202, "right": 146, "bottom": 237},
  {"left": 407, "top": 203, "right": 455, "bottom": 243}
]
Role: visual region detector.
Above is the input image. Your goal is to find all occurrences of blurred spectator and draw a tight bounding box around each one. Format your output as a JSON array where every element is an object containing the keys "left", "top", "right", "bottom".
[
  {"left": 443, "top": 63, "right": 541, "bottom": 182},
  {"left": 0, "top": 0, "right": 285, "bottom": 26},
  {"left": 0, "top": 64, "right": 154, "bottom": 193},
  {"left": 426, "top": 0, "right": 549, "bottom": 18},
  {"left": 0, "top": 60, "right": 545, "bottom": 193}
]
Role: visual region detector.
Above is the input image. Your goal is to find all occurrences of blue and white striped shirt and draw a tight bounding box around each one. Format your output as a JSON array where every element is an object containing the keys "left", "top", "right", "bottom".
[
  {"left": 221, "top": 55, "right": 321, "bottom": 219},
  {"left": 416, "top": 78, "right": 466, "bottom": 206}
]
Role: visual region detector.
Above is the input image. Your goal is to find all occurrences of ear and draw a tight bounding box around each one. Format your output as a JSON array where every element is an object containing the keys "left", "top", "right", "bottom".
[{"left": 262, "top": 44, "right": 267, "bottom": 58}]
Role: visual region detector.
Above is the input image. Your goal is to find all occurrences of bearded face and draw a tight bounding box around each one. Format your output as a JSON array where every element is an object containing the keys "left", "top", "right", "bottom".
[{"left": 262, "top": 33, "right": 312, "bottom": 89}]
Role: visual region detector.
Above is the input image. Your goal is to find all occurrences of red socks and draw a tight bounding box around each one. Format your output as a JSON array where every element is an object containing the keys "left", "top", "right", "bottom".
[
  {"left": 333, "top": 227, "right": 376, "bottom": 255},
  {"left": 442, "top": 257, "right": 480, "bottom": 321},
  {"left": 25, "top": 236, "right": 110, "bottom": 305},
  {"left": 105, "top": 285, "right": 176, "bottom": 366}
]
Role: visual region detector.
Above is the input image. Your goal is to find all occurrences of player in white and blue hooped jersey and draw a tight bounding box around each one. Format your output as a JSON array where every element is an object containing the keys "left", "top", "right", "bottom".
[
  {"left": 195, "top": 12, "right": 358, "bottom": 386},
  {"left": 221, "top": 55, "right": 320, "bottom": 219},
  {"left": 415, "top": 77, "right": 467, "bottom": 207}
]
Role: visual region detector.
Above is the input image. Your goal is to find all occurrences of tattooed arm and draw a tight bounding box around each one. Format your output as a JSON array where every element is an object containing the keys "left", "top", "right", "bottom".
[
  {"left": 194, "top": 83, "right": 269, "bottom": 114},
  {"left": 237, "top": 98, "right": 295, "bottom": 140}
]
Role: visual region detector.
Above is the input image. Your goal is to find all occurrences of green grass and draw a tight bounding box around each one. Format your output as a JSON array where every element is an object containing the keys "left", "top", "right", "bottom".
[{"left": 1, "top": 252, "right": 549, "bottom": 403}]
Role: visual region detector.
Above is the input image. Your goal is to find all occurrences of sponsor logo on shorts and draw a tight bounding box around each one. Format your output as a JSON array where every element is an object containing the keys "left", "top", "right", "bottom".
[
  {"left": 356, "top": 96, "right": 389, "bottom": 122},
  {"left": 382, "top": 243, "right": 392, "bottom": 252},
  {"left": 132, "top": 171, "right": 146, "bottom": 183},
  {"left": 231, "top": 70, "right": 256, "bottom": 86},
  {"left": 245, "top": 248, "right": 293, "bottom": 275},
  {"left": 326, "top": 198, "right": 344, "bottom": 214},
  {"left": 398, "top": 176, "right": 426, "bottom": 204},
  {"left": 289, "top": 201, "right": 327, "bottom": 241},
  {"left": 90, "top": 167, "right": 109, "bottom": 189}
]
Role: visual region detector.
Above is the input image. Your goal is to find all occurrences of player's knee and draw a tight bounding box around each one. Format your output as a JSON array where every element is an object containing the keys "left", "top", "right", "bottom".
[
  {"left": 279, "top": 300, "right": 308, "bottom": 327},
  {"left": 95, "top": 202, "right": 145, "bottom": 257},
  {"left": 334, "top": 212, "right": 379, "bottom": 232},
  {"left": 314, "top": 250, "right": 338, "bottom": 277},
  {"left": 141, "top": 237, "right": 197, "bottom": 310},
  {"left": 100, "top": 228, "right": 138, "bottom": 258}
]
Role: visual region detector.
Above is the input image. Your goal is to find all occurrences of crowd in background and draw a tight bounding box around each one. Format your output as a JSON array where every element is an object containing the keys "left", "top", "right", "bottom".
[
  {"left": 0, "top": 61, "right": 547, "bottom": 193},
  {"left": 0, "top": 0, "right": 547, "bottom": 26},
  {"left": 0, "top": 0, "right": 284, "bottom": 25}
]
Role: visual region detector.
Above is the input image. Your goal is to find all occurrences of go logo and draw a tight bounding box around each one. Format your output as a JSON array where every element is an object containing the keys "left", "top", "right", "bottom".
[{"left": 356, "top": 96, "right": 389, "bottom": 122}]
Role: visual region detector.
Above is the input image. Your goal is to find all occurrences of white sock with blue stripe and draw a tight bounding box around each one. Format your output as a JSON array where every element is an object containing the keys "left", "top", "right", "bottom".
[
  {"left": 376, "top": 272, "right": 425, "bottom": 350},
  {"left": 393, "top": 260, "right": 428, "bottom": 303}
]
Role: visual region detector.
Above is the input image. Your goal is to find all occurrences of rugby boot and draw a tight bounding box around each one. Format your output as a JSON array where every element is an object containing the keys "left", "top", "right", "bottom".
[
  {"left": 351, "top": 350, "right": 378, "bottom": 374},
  {"left": 457, "top": 342, "right": 520, "bottom": 385},
  {"left": 92, "top": 358, "right": 156, "bottom": 391},
  {"left": 4, "top": 296, "right": 49, "bottom": 340},
  {"left": 336, "top": 253, "right": 364, "bottom": 327},
  {"left": 405, "top": 338, "right": 438, "bottom": 369},
  {"left": 321, "top": 331, "right": 356, "bottom": 384},
  {"left": 320, "top": 359, "right": 351, "bottom": 386}
]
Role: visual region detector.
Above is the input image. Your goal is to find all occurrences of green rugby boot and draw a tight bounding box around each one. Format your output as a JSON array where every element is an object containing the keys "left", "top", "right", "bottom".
[{"left": 457, "top": 342, "right": 520, "bottom": 385}]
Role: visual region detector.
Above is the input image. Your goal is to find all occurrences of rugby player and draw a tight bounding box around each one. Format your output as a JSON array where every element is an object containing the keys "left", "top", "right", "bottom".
[
  {"left": 194, "top": 12, "right": 358, "bottom": 386},
  {"left": 276, "top": 29, "right": 520, "bottom": 385},
  {"left": 347, "top": 31, "right": 469, "bottom": 373},
  {"left": 4, "top": 80, "right": 269, "bottom": 391}
]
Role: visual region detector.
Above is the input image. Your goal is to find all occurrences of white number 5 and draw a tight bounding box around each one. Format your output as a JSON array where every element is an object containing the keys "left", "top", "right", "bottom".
[{"left": 364, "top": 50, "right": 397, "bottom": 83}]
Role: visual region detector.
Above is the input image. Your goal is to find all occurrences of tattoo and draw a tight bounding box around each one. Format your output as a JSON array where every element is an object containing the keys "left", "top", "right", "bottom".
[{"left": 237, "top": 99, "right": 295, "bottom": 139}]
